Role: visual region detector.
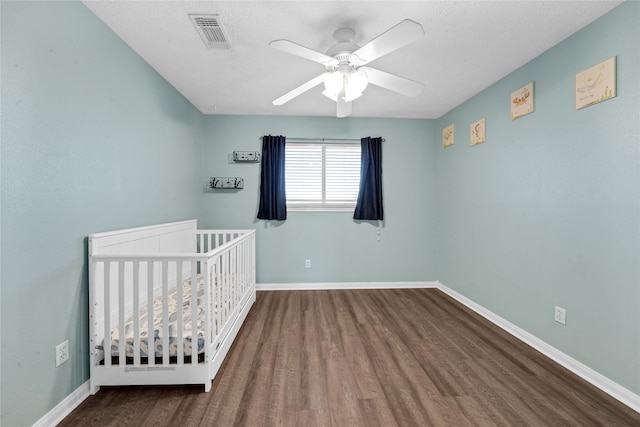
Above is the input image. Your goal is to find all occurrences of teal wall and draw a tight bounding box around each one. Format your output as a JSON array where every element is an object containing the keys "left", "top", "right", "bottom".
[
  {"left": 1, "top": 1, "right": 638, "bottom": 426},
  {"left": 436, "top": 1, "right": 639, "bottom": 394},
  {"left": 200, "top": 116, "right": 438, "bottom": 284},
  {"left": 1, "top": 2, "right": 203, "bottom": 425}
]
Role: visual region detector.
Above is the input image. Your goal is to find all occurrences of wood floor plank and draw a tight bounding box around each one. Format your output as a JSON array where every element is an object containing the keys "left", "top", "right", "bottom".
[
  {"left": 446, "top": 395, "right": 500, "bottom": 427},
  {"left": 300, "top": 293, "right": 330, "bottom": 413},
  {"left": 59, "top": 288, "right": 640, "bottom": 427},
  {"left": 334, "top": 291, "right": 386, "bottom": 400}
]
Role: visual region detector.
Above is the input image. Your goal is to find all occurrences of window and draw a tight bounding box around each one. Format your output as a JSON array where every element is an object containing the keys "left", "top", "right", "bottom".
[{"left": 285, "top": 143, "right": 361, "bottom": 211}]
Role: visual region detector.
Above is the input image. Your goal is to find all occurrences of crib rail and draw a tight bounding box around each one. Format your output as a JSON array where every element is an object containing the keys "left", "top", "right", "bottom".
[
  {"left": 89, "top": 227, "right": 255, "bottom": 393},
  {"left": 196, "top": 229, "right": 251, "bottom": 253}
]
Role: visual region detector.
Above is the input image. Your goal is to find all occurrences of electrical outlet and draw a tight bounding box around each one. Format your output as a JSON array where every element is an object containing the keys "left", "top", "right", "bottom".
[
  {"left": 55, "top": 340, "right": 69, "bottom": 367},
  {"left": 554, "top": 306, "right": 566, "bottom": 325},
  {"left": 305, "top": 259, "right": 311, "bottom": 268}
]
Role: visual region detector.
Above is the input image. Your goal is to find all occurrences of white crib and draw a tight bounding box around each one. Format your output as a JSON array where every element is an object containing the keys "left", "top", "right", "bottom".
[{"left": 88, "top": 220, "right": 256, "bottom": 394}]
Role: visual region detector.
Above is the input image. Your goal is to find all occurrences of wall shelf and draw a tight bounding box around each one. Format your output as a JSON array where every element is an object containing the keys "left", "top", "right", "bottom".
[
  {"left": 209, "top": 177, "right": 243, "bottom": 189},
  {"left": 233, "top": 151, "right": 261, "bottom": 162}
]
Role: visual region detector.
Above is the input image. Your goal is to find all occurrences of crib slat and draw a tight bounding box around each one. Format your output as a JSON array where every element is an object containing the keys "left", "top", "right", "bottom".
[
  {"left": 147, "top": 262, "right": 155, "bottom": 366},
  {"left": 234, "top": 245, "right": 239, "bottom": 304},
  {"left": 219, "top": 256, "right": 223, "bottom": 334},
  {"left": 237, "top": 242, "right": 243, "bottom": 295},
  {"left": 244, "top": 239, "right": 249, "bottom": 291},
  {"left": 214, "top": 259, "right": 220, "bottom": 336},
  {"left": 203, "top": 260, "right": 211, "bottom": 364},
  {"left": 104, "top": 262, "right": 111, "bottom": 367},
  {"left": 118, "top": 261, "right": 125, "bottom": 366},
  {"left": 133, "top": 261, "right": 140, "bottom": 366},
  {"left": 239, "top": 241, "right": 244, "bottom": 294},
  {"left": 243, "top": 238, "right": 247, "bottom": 292},
  {"left": 190, "top": 260, "right": 198, "bottom": 364},
  {"left": 176, "top": 262, "right": 184, "bottom": 365},
  {"left": 228, "top": 248, "right": 233, "bottom": 307},
  {"left": 237, "top": 242, "right": 242, "bottom": 295},
  {"left": 231, "top": 248, "right": 235, "bottom": 306},
  {"left": 217, "top": 254, "right": 222, "bottom": 326},
  {"left": 162, "top": 262, "right": 169, "bottom": 365},
  {"left": 224, "top": 251, "right": 229, "bottom": 320}
]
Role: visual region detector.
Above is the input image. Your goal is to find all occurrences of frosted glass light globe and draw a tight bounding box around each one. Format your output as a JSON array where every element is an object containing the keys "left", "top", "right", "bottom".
[{"left": 322, "top": 71, "right": 344, "bottom": 100}]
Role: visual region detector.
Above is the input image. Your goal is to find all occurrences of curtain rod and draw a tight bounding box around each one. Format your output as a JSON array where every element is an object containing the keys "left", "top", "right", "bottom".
[{"left": 261, "top": 137, "right": 385, "bottom": 142}]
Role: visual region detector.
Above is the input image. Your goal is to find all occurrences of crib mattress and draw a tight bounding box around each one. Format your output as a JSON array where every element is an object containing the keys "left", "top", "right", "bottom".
[{"left": 110, "top": 274, "right": 206, "bottom": 359}]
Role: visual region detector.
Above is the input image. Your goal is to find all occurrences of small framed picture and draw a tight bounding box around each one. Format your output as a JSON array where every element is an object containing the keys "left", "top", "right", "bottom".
[
  {"left": 575, "top": 56, "right": 616, "bottom": 110},
  {"left": 442, "top": 124, "right": 454, "bottom": 147},
  {"left": 510, "top": 82, "right": 534, "bottom": 120},
  {"left": 470, "top": 118, "right": 486, "bottom": 146}
]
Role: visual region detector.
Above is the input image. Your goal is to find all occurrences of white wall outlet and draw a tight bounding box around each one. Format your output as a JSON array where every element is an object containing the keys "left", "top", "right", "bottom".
[
  {"left": 305, "top": 259, "right": 311, "bottom": 268},
  {"left": 55, "top": 340, "right": 69, "bottom": 367},
  {"left": 554, "top": 306, "right": 566, "bottom": 325}
]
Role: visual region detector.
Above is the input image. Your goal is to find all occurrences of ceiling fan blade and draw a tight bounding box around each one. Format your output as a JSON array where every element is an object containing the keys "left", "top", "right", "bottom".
[
  {"left": 351, "top": 19, "right": 424, "bottom": 65},
  {"left": 273, "top": 73, "right": 329, "bottom": 106},
  {"left": 336, "top": 88, "right": 352, "bottom": 118},
  {"left": 365, "top": 67, "right": 425, "bottom": 97},
  {"left": 269, "top": 39, "right": 338, "bottom": 67}
]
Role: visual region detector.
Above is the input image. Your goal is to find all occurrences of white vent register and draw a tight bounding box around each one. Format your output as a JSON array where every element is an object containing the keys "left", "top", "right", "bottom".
[{"left": 189, "top": 14, "right": 231, "bottom": 50}]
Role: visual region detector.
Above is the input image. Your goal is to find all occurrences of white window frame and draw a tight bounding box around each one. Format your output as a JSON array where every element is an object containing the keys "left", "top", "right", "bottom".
[{"left": 285, "top": 142, "right": 361, "bottom": 212}]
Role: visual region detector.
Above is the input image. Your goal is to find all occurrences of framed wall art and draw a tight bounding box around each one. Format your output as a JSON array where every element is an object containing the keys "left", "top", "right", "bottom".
[
  {"left": 470, "top": 118, "right": 486, "bottom": 146},
  {"left": 510, "top": 82, "right": 534, "bottom": 120},
  {"left": 575, "top": 56, "right": 616, "bottom": 110},
  {"left": 442, "top": 124, "right": 454, "bottom": 147}
]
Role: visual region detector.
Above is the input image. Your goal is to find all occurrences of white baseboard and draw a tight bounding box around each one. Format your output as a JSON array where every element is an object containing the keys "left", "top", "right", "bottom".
[
  {"left": 257, "top": 281, "right": 439, "bottom": 291},
  {"left": 435, "top": 281, "right": 640, "bottom": 414},
  {"left": 33, "top": 380, "right": 90, "bottom": 427}
]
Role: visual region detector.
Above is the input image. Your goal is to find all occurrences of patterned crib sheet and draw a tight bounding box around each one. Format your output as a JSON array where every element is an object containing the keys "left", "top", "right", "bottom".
[{"left": 110, "top": 274, "right": 206, "bottom": 359}]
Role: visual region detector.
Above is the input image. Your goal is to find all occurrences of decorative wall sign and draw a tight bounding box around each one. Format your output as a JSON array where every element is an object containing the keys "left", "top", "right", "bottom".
[
  {"left": 575, "top": 56, "right": 616, "bottom": 110},
  {"left": 209, "top": 177, "right": 244, "bottom": 189},
  {"left": 233, "top": 151, "right": 261, "bottom": 162},
  {"left": 510, "top": 82, "right": 534, "bottom": 120},
  {"left": 442, "top": 124, "right": 454, "bottom": 147},
  {"left": 470, "top": 118, "right": 486, "bottom": 146}
]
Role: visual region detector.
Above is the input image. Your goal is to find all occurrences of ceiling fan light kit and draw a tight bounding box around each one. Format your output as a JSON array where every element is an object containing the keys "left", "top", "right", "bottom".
[
  {"left": 322, "top": 68, "right": 369, "bottom": 102},
  {"left": 270, "top": 19, "right": 426, "bottom": 118}
]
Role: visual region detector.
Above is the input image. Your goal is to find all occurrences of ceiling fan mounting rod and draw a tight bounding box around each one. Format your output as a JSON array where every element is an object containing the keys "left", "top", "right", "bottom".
[{"left": 326, "top": 27, "right": 361, "bottom": 60}]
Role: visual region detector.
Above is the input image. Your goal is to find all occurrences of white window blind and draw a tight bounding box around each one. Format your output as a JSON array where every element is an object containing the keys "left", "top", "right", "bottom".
[{"left": 286, "top": 143, "right": 361, "bottom": 211}]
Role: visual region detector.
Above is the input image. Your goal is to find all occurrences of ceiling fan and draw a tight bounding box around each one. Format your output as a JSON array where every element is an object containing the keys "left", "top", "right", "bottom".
[{"left": 270, "top": 19, "right": 425, "bottom": 118}]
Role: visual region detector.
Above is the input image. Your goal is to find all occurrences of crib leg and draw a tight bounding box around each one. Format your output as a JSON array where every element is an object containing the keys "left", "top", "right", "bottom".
[
  {"left": 204, "top": 381, "right": 212, "bottom": 393},
  {"left": 90, "top": 383, "right": 100, "bottom": 395}
]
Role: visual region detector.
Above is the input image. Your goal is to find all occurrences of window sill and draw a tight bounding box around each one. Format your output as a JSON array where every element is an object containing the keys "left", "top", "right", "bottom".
[{"left": 287, "top": 206, "right": 355, "bottom": 213}]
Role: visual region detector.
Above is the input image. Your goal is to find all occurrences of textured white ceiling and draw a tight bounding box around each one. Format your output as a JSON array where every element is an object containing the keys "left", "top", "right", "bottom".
[{"left": 82, "top": 1, "right": 622, "bottom": 119}]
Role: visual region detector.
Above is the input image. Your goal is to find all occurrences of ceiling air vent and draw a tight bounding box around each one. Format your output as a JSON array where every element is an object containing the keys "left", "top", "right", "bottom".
[{"left": 189, "top": 14, "right": 230, "bottom": 50}]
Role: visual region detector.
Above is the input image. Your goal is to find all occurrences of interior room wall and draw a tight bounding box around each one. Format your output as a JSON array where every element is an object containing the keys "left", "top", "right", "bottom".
[
  {"left": 435, "top": 1, "right": 639, "bottom": 395},
  {"left": 1, "top": 1, "right": 637, "bottom": 425},
  {"left": 1, "top": 2, "right": 203, "bottom": 425},
  {"left": 200, "top": 115, "right": 438, "bottom": 284}
]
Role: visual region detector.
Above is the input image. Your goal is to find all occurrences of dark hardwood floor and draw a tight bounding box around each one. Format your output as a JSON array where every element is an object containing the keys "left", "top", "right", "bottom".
[{"left": 60, "top": 289, "right": 640, "bottom": 426}]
